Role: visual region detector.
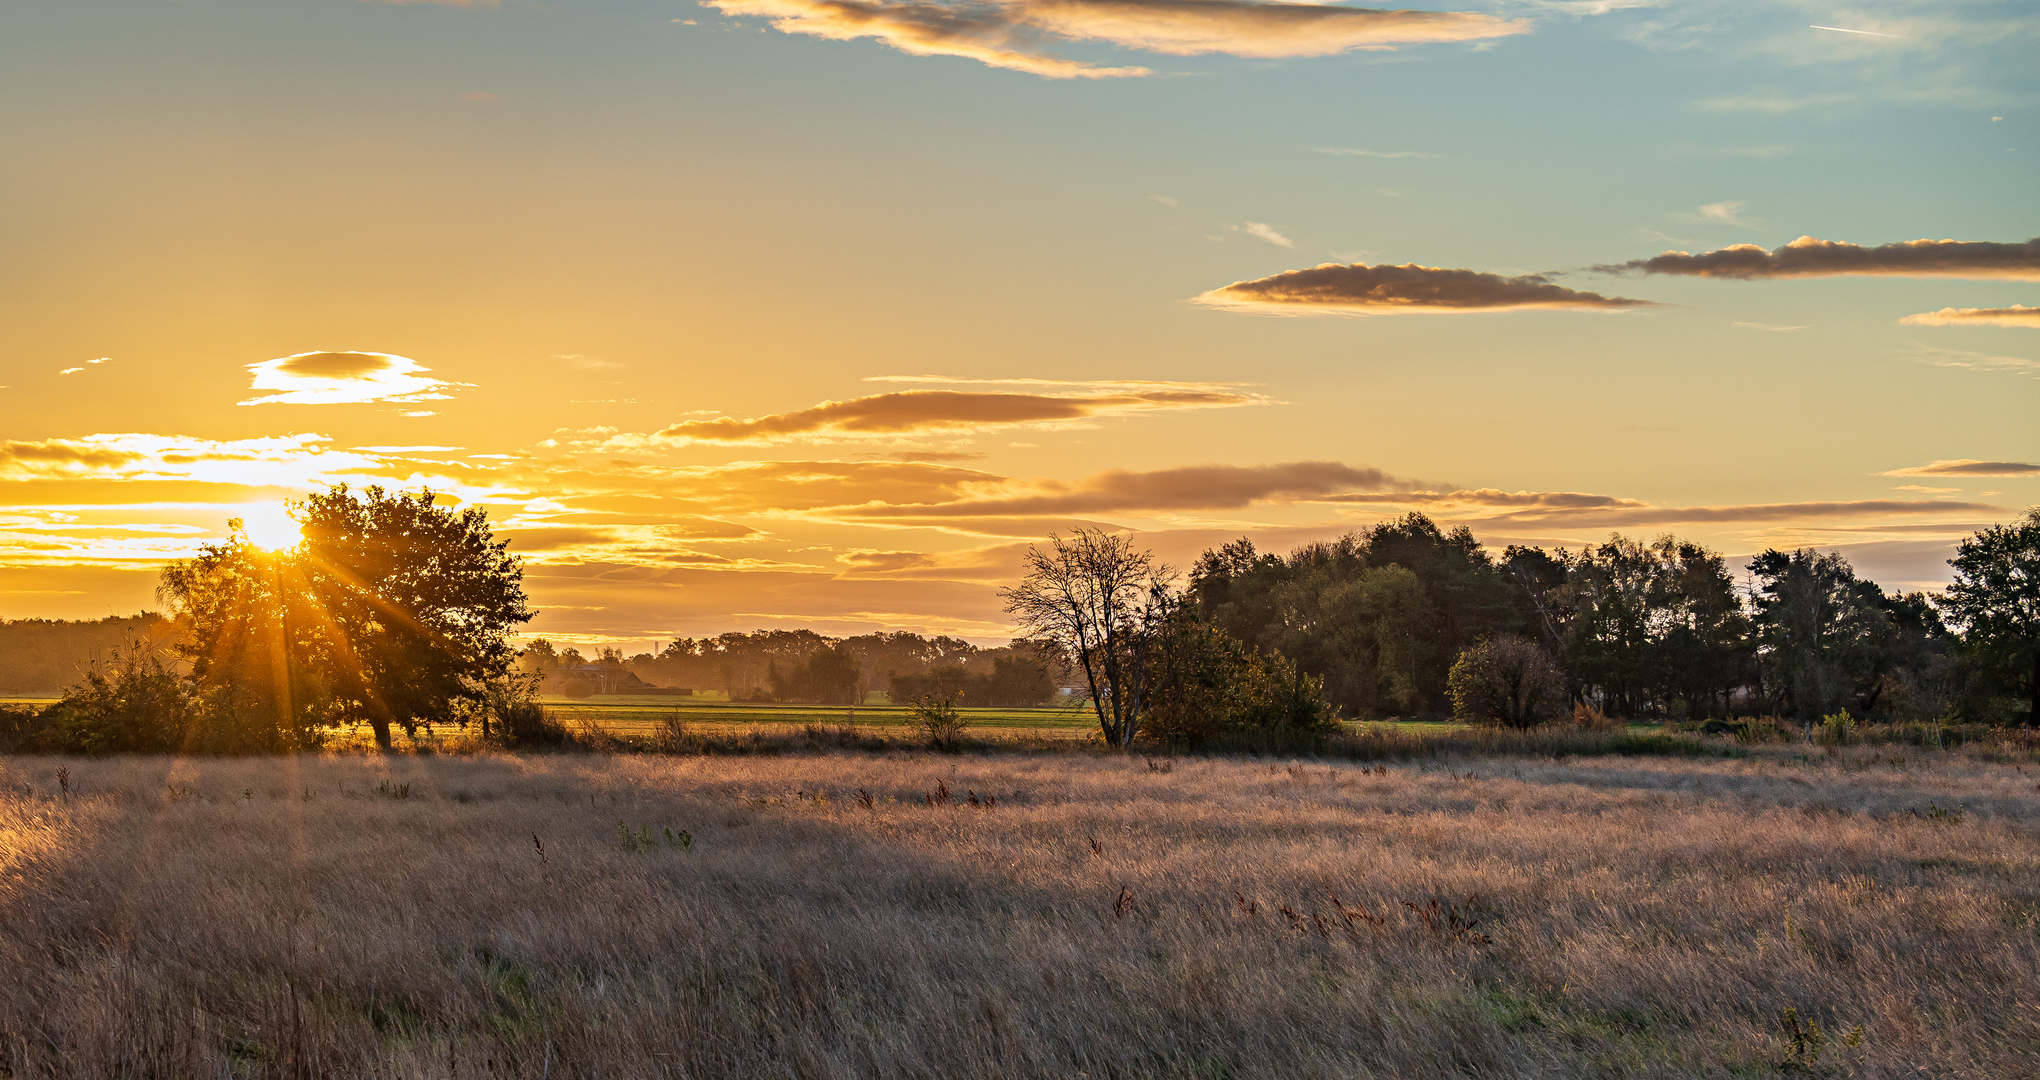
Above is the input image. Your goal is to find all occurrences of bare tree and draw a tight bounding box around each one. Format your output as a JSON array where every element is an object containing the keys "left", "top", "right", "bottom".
[{"left": 1001, "top": 529, "right": 1174, "bottom": 746}]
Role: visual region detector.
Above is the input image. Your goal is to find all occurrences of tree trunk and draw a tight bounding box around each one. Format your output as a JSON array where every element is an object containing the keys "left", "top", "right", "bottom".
[{"left": 370, "top": 718, "right": 393, "bottom": 750}]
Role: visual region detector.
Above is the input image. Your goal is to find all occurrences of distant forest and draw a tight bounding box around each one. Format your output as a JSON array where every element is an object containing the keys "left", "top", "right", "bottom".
[
  {"left": 0, "top": 613, "right": 170, "bottom": 694},
  {"left": 517, "top": 631, "right": 1059, "bottom": 707},
  {"left": 2, "top": 507, "right": 2031, "bottom": 729}
]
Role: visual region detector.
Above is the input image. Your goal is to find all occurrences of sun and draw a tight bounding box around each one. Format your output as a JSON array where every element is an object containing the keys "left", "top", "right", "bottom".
[{"left": 235, "top": 503, "right": 303, "bottom": 551}]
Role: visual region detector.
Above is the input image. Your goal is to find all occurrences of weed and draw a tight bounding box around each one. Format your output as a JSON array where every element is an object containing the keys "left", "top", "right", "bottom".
[
  {"left": 532, "top": 833, "right": 547, "bottom": 866},
  {"left": 1774, "top": 1006, "right": 1859, "bottom": 1072},
  {"left": 1926, "top": 802, "right": 1965, "bottom": 824},
  {"left": 375, "top": 780, "right": 412, "bottom": 800},
  {"left": 925, "top": 779, "right": 951, "bottom": 807},
  {"left": 965, "top": 789, "right": 995, "bottom": 808},
  {"left": 55, "top": 766, "right": 70, "bottom": 797},
  {"left": 1329, "top": 892, "right": 1385, "bottom": 933},
  {"left": 1146, "top": 759, "right": 1174, "bottom": 774},
  {"left": 1088, "top": 835, "right": 1103, "bottom": 857},
  {"left": 166, "top": 784, "right": 196, "bottom": 801},
  {"left": 617, "top": 820, "right": 657, "bottom": 853},
  {"left": 1234, "top": 892, "right": 1258, "bottom": 918},
  {"left": 664, "top": 827, "right": 693, "bottom": 850},
  {"left": 1402, "top": 895, "right": 1492, "bottom": 947},
  {"left": 855, "top": 788, "right": 874, "bottom": 810},
  {"left": 1113, "top": 886, "right": 1134, "bottom": 919}
]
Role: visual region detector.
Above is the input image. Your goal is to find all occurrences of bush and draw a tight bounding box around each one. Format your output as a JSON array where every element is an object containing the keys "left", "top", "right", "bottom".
[
  {"left": 1140, "top": 616, "right": 1340, "bottom": 749},
  {"left": 1448, "top": 637, "right": 1567, "bottom": 729},
  {"left": 909, "top": 694, "right": 968, "bottom": 750},
  {"left": 1819, "top": 711, "right": 1857, "bottom": 746}
]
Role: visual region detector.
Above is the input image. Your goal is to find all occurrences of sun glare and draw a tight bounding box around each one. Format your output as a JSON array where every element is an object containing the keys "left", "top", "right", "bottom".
[{"left": 236, "top": 503, "right": 302, "bottom": 550}]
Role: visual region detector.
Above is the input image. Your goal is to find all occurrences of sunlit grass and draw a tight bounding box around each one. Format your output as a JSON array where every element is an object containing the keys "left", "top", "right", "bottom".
[{"left": 1, "top": 748, "right": 2034, "bottom": 1077}]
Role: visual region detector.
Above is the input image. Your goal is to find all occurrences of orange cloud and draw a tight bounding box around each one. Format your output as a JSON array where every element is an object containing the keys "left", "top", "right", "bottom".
[
  {"left": 700, "top": 0, "right": 1525, "bottom": 79},
  {"left": 1900, "top": 305, "right": 2040, "bottom": 328},
  {"left": 241, "top": 351, "right": 466, "bottom": 406},
  {"left": 1022, "top": 0, "right": 1526, "bottom": 57},
  {"left": 1196, "top": 263, "right": 1650, "bottom": 314},
  {"left": 846, "top": 460, "right": 1404, "bottom": 519},
  {"left": 1609, "top": 236, "right": 2040, "bottom": 280},
  {"left": 650, "top": 387, "right": 1266, "bottom": 444},
  {"left": 1879, "top": 460, "right": 2040, "bottom": 478}
]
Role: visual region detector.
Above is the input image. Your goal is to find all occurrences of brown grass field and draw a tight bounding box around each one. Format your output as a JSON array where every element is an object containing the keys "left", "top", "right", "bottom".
[{"left": 1, "top": 747, "right": 2036, "bottom": 1078}]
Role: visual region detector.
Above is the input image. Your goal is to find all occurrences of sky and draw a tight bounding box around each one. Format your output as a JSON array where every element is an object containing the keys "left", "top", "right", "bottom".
[{"left": 1, "top": 0, "right": 2035, "bottom": 650}]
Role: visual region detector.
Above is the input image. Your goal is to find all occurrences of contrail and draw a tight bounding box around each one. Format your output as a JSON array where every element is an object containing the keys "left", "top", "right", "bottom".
[{"left": 1810, "top": 25, "right": 1901, "bottom": 38}]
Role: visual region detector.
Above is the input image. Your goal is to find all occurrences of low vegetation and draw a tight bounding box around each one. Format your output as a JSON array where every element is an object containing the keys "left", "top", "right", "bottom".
[{"left": 2, "top": 748, "right": 2034, "bottom": 1077}]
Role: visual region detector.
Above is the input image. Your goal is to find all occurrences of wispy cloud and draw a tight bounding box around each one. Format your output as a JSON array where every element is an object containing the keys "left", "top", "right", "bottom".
[
  {"left": 1900, "top": 305, "right": 2040, "bottom": 329},
  {"left": 845, "top": 461, "right": 1407, "bottom": 521},
  {"left": 1908, "top": 343, "right": 2040, "bottom": 375},
  {"left": 1311, "top": 147, "right": 1439, "bottom": 159},
  {"left": 864, "top": 374, "right": 1259, "bottom": 390},
  {"left": 1231, "top": 221, "right": 1295, "bottom": 248},
  {"left": 1604, "top": 235, "right": 2040, "bottom": 280},
  {"left": 1675, "top": 199, "right": 1752, "bottom": 226},
  {"left": 645, "top": 387, "right": 1270, "bottom": 444},
  {"left": 1733, "top": 321, "right": 1808, "bottom": 332},
  {"left": 1197, "top": 262, "right": 1652, "bottom": 315},
  {"left": 700, "top": 0, "right": 1529, "bottom": 79},
  {"left": 241, "top": 351, "right": 468, "bottom": 407},
  {"left": 1880, "top": 459, "right": 2040, "bottom": 478}
]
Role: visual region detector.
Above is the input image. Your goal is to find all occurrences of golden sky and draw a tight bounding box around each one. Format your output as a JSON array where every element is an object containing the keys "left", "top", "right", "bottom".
[{"left": 1, "top": 0, "right": 2034, "bottom": 647}]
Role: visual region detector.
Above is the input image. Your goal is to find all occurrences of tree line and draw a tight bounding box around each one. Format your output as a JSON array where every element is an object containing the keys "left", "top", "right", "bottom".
[
  {"left": 3, "top": 485, "right": 2032, "bottom": 755},
  {"left": 516, "top": 630, "right": 1056, "bottom": 707},
  {"left": 1007, "top": 511, "right": 2040, "bottom": 746}
]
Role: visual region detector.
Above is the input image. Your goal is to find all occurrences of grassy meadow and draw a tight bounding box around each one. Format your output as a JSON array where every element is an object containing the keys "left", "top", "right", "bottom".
[{"left": 2, "top": 745, "right": 2037, "bottom": 1078}]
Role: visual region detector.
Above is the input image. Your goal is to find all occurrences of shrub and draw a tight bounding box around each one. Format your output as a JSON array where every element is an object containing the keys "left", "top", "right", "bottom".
[
  {"left": 1819, "top": 711, "right": 1857, "bottom": 746},
  {"left": 910, "top": 694, "right": 968, "bottom": 750},
  {"left": 1448, "top": 637, "right": 1567, "bottom": 729},
  {"left": 1140, "top": 616, "right": 1340, "bottom": 749}
]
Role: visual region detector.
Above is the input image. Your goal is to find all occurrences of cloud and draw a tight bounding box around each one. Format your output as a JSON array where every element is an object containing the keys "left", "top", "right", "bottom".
[
  {"left": 241, "top": 351, "right": 467, "bottom": 406},
  {"left": 1733, "top": 321, "right": 1808, "bottom": 332},
  {"left": 1909, "top": 344, "right": 2040, "bottom": 375},
  {"left": 1196, "top": 262, "right": 1652, "bottom": 315},
  {"left": 864, "top": 374, "right": 1257, "bottom": 390},
  {"left": 847, "top": 461, "right": 1405, "bottom": 520},
  {"left": 1900, "top": 305, "right": 2040, "bottom": 329},
  {"left": 1233, "top": 221, "right": 1295, "bottom": 248},
  {"left": 1605, "top": 235, "right": 2040, "bottom": 280},
  {"left": 1312, "top": 148, "right": 1438, "bottom": 158},
  {"left": 649, "top": 388, "right": 1267, "bottom": 444},
  {"left": 1678, "top": 200, "right": 1751, "bottom": 226},
  {"left": 700, "top": 0, "right": 1528, "bottom": 78},
  {"left": 700, "top": 0, "right": 1153, "bottom": 78},
  {"left": 1880, "top": 460, "right": 2040, "bottom": 478}
]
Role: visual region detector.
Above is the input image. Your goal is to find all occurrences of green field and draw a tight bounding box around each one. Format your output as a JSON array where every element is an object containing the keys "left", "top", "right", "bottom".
[
  {"left": 9, "top": 690, "right": 1514, "bottom": 742},
  {"left": 538, "top": 694, "right": 1102, "bottom": 740}
]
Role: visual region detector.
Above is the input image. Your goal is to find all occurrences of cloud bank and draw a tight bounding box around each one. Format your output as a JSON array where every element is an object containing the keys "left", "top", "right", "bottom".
[
  {"left": 1607, "top": 236, "right": 2040, "bottom": 280},
  {"left": 241, "top": 351, "right": 464, "bottom": 406},
  {"left": 1880, "top": 460, "right": 2040, "bottom": 478},
  {"left": 651, "top": 388, "right": 1266, "bottom": 444},
  {"left": 1196, "top": 262, "right": 1651, "bottom": 314},
  {"left": 700, "top": 0, "right": 1527, "bottom": 78},
  {"left": 1900, "top": 305, "right": 2040, "bottom": 328}
]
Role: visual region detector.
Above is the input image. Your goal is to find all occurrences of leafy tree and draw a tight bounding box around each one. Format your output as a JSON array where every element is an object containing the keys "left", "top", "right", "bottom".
[
  {"left": 290, "top": 486, "right": 534, "bottom": 747},
  {"left": 1002, "top": 529, "right": 1172, "bottom": 746},
  {"left": 158, "top": 522, "right": 335, "bottom": 750},
  {"left": 1747, "top": 549, "right": 1897, "bottom": 720},
  {"left": 1447, "top": 636, "right": 1567, "bottom": 728},
  {"left": 1939, "top": 508, "right": 2040, "bottom": 726}
]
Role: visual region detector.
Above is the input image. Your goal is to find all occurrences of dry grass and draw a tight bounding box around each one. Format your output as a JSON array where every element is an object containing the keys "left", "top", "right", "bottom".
[{"left": 1, "top": 748, "right": 2036, "bottom": 1078}]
